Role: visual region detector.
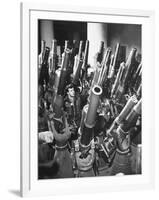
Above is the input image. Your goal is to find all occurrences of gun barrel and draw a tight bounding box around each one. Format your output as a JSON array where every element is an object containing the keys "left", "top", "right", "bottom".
[
  {"left": 49, "top": 39, "right": 57, "bottom": 74},
  {"left": 80, "top": 85, "right": 102, "bottom": 146},
  {"left": 109, "top": 43, "right": 120, "bottom": 78},
  {"left": 96, "top": 41, "right": 104, "bottom": 63},
  {"left": 53, "top": 94, "right": 64, "bottom": 118},
  {"left": 120, "top": 99, "right": 142, "bottom": 132},
  {"left": 134, "top": 64, "right": 142, "bottom": 91},
  {"left": 108, "top": 95, "right": 139, "bottom": 138},
  {"left": 81, "top": 40, "right": 89, "bottom": 80},
  {"left": 51, "top": 39, "right": 57, "bottom": 54},
  {"left": 64, "top": 40, "right": 70, "bottom": 50},
  {"left": 91, "top": 63, "right": 102, "bottom": 88},
  {"left": 99, "top": 47, "right": 112, "bottom": 85},
  {"left": 85, "top": 85, "right": 103, "bottom": 127},
  {"left": 136, "top": 84, "right": 142, "bottom": 98},
  {"left": 39, "top": 47, "right": 50, "bottom": 86},
  {"left": 108, "top": 54, "right": 114, "bottom": 78},
  {"left": 53, "top": 68, "right": 61, "bottom": 94},
  {"left": 57, "top": 49, "right": 71, "bottom": 95},
  {"left": 72, "top": 41, "right": 84, "bottom": 85},
  {"left": 116, "top": 95, "right": 138, "bottom": 124},
  {"left": 81, "top": 40, "right": 89, "bottom": 70},
  {"left": 78, "top": 40, "right": 83, "bottom": 59},
  {"left": 124, "top": 48, "right": 137, "bottom": 91},
  {"left": 111, "top": 62, "right": 126, "bottom": 97},
  {"left": 96, "top": 49, "right": 108, "bottom": 85}
]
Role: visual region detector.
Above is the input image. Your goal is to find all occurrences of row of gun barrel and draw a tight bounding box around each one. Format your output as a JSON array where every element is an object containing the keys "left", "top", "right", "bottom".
[{"left": 38, "top": 39, "right": 142, "bottom": 177}]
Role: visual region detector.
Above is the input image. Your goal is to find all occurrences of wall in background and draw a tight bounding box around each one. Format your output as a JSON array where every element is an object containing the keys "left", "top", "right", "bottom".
[
  {"left": 39, "top": 20, "right": 87, "bottom": 54},
  {"left": 87, "top": 23, "right": 108, "bottom": 66},
  {"left": 107, "top": 24, "right": 141, "bottom": 58},
  {"left": 39, "top": 21, "right": 141, "bottom": 65}
]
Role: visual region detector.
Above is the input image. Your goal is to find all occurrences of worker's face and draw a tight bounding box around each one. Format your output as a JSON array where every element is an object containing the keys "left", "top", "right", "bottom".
[{"left": 68, "top": 87, "right": 75, "bottom": 97}]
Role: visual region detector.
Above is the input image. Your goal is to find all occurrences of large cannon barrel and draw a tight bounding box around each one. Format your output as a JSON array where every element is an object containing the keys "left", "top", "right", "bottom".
[
  {"left": 95, "top": 49, "right": 108, "bottom": 86},
  {"left": 85, "top": 85, "right": 102, "bottom": 127},
  {"left": 116, "top": 95, "right": 138, "bottom": 124},
  {"left": 38, "top": 40, "right": 46, "bottom": 67},
  {"left": 91, "top": 41, "right": 105, "bottom": 88},
  {"left": 52, "top": 39, "right": 57, "bottom": 53},
  {"left": 98, "top": 47, "right": 112, "bottom": 86},
  {"left": 134, "top": 64, "right": 142, "bottom": 92},
  {"left": 91, "top": 63, "right": 102, "bottom": 88},
  {"left": 57, "top": 49, "right": 71, "bottom": 95},
  {"left": 81, "top": 40, "right": 89, "bottom": 79},
  {"left": 53, "top": 68, "right": 61, "bottom": 95},
  {"left": 49, "top": 39, "right": 58, "bottom": 76},
  {"left": 64, "top": 40, "right": 70, "bottom": 50},
  {"left": 124, "top": 48, "right": 137, "bottom": 91},
  {"left": 82, "top": 40, "right": 89, "bottom": 66},
  {"left": 52, "top": 49, "right": 71, "bottom": 134},
  {"left": 108, "top": 43, "right": 120, "bottom": 78},
  {"left": 80, "top": 85, "right": 102, "bottom": 146},
  {"left": 108, "top": 54, "right": 114, "bottom": 78},
  {"left": 39, "top": 46, "right": 50, "bottom": 86},
  {"left": 50, "top": 39, "right": 57, "bottom": 57},
  {"left": 111, "top": 62, "right": 126, "bottom": 97},
  {"left": 108, "top": 95, "right": 138, "bottom": 134},
  {"left": 72, "top": 40, "right": 84, "bottom": 86},
  {"left": 120, "top": 99, "right": 141, "bottom": 132},
  {"left": 96, "top": 41, "right": 104, "bottom": 64}
]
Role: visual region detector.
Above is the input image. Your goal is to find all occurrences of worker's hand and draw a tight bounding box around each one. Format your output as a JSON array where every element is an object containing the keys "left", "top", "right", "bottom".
[
  {"left": 50, "top": 115, "right": 72, "bottom": 143},
  {"left": 38, "top": 131, "right": 54, "bottom": 144}
]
